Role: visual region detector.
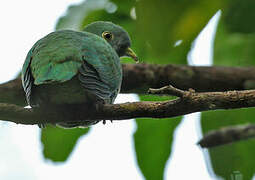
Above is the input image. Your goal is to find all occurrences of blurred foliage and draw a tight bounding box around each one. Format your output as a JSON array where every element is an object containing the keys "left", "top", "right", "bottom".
[
  {"left": 55, "top": 0, "right": 106, "bottom": 30},
  {"left": 133, "top": 1, "right": 224, "bottom": 179},
  {"left": 135, "top": 0, "right": 225, "bottom": 64},
  {"left": 201, "top": 1, "right": 255, "bottom": 179},
  {"left": 41, "top": 0, "right": 255, "bottom": 179},
  {"left": 41, "top": 125, "right": 89, "bottom": 162},
  {"left": 214, "top": 22, "right": 255, "bottom": 66},
  {"left": 223, "top": 0, "right": 255, "bottom": 34}
]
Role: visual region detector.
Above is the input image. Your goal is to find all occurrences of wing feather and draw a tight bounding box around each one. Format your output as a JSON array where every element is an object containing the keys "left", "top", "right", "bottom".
[
  {"left": 78, "top": 61, "right": 112, "bottom": 101},
  {"left": 21, "top": 49, "right": 35, "bottom": 106}
]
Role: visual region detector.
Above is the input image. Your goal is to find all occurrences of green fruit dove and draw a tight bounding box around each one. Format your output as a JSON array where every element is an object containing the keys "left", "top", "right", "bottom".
[{"left": 21, "top": 21, "right": 138, "bottom": 128}]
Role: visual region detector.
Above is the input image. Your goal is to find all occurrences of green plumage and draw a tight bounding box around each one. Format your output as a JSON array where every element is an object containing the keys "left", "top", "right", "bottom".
[{"left": 22, "top": 21, "right": 137, "bottom": 128}]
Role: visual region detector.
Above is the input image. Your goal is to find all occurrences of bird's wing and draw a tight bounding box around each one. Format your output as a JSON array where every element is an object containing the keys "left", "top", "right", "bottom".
[
  {"left": 22, "top": 31, "right": 83, "bottom": 106},
  {"left": 79, "top": 40, "right": 122, "bottom": 103},
  {"left": 30, "top": 31, "right": 83, "bottom": 85}
]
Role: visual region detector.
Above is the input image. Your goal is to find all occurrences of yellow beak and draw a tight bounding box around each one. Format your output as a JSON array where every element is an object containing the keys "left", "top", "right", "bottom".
[{"left": 125, "top": 47, "right": 139, "bottom": 63}]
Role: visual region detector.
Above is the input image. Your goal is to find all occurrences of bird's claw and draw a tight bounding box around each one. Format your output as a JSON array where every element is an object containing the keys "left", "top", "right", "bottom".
[{"left": 102, "top": 120, "right": 113, "bottom": 125}]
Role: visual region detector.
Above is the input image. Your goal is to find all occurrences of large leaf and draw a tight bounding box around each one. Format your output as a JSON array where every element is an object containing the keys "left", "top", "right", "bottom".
[
  {"left": 214, "top": 1, "right": 255, "bottom": 66},
  {"left": 134, "top": 1, "right": 227, "bottom": 179},
  {"left": 135, "top": 0, "right": 225, "bottom": 64},
  {"left": 41, "top": 126, "right": 89, "bottom": 162},
  {"left": 223, "top": 0, "right": 255, "bottom": 34},
  {"left": 201, "top": 2, "right": 255, "bottom": 179},
  {"left": 214, "top": 22, "right": 255, "bottom": 66},
  {"left": 134, "top": 95, "right": 181, "bottom": 180}
]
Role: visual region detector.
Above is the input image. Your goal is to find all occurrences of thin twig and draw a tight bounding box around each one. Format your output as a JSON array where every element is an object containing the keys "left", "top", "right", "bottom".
[{"left": 148, "top": 85, "right": 186, "bottom": 97}]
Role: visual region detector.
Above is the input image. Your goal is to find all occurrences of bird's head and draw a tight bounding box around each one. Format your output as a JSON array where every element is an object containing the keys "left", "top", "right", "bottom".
[{"left": 83, "top": 21, "right": 138, "bottom": 62}]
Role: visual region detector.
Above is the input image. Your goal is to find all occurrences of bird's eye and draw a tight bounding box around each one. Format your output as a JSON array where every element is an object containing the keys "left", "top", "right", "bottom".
[{"left": 102, "top": 31, "right": 113, "bottom": 41}]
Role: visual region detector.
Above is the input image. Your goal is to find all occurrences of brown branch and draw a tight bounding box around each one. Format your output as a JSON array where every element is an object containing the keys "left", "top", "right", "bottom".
[
  {"left": 0, "top": 78, "right": 26, "bottom": 106},
  {"left": 121, "top": 64, "right": 255, "bottom": 93},
  {"left": 198, "top": 124, "right": 255, "bottom": 148},
  {"left": 2, "top": 64, "right": 255, "bottom": 106},
  {"left": 2, "top": 86, "right": 255, "bottom": 126}
]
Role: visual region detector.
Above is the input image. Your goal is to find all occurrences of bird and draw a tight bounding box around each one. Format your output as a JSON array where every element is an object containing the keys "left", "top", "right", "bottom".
[{"left": 21, "top": 21, "right": 138, "bottom": 128}]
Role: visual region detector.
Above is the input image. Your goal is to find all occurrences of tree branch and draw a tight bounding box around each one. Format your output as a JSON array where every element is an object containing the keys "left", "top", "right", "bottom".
[
  {"left": 198, "top": 124, "right": 255, "bottom": 148},
  {"left": 2, "top": 86, "right": 255, "bottom": 126},
  {"left": 122, "top": 64, "right": 255, "bottom": 93},
  {"left": 0, "top": 78, "right": 26, "bottom": 106},
  {"left": 2, "top": 64, "right": 255, "bottom": 106}
]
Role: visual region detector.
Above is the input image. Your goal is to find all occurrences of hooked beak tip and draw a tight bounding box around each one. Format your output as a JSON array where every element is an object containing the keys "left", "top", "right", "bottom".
[{"left": 125, "top": 47, "right": 139, "bottom": 63}]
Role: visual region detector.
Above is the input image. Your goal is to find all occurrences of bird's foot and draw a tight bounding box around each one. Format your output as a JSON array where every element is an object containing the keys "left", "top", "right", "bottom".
[
  {"left": 38, "top": 123, "right": 46, "bottom": 128},
  {"left": 94, "top": 100, "right": 105, "bottom": 112},
  {"left": 102, "top": 120, "right": 113, "bottom": 125}
]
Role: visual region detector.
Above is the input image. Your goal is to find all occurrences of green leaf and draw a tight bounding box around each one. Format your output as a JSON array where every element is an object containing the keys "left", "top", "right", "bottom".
[
  {"left": 135, "top": 0, "right": 226, "bottom": 64},
  {"left": 214, "top": 22, "right": 255, "bottom": 66},
  {"left": 223, "top": 0, "right": 255, "bottom": 34},
  {"left": 201, "top": 109, "right": 255, "bottom": 180},
  {"left": 134, "top": 95, "right": 181, "bottom": 180},
  {"left": 41, "top": 126, "right": 89, "bottom": 162},
  {"left": 110, "top": 0, "right": 136, "bottom": 15},
  {"left": 57, "top": 0, "right": 226, "bottom": 65}
]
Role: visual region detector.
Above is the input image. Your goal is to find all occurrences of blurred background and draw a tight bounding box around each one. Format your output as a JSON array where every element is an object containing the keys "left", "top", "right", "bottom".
[{"left": 0, "top": 0, "right": 255, "bottom": 179}]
